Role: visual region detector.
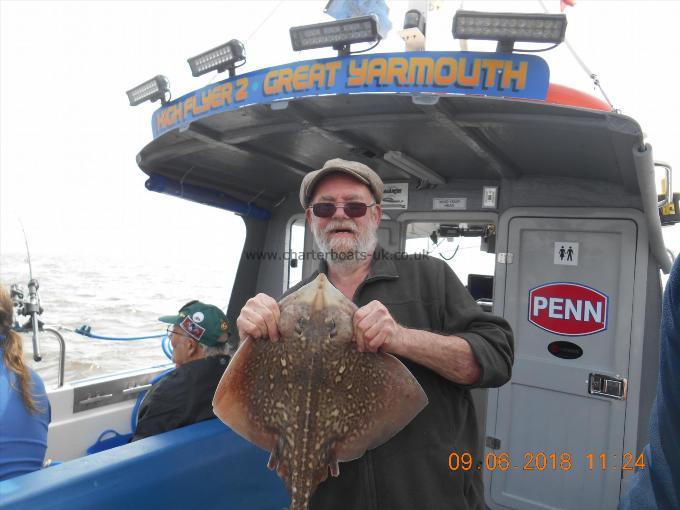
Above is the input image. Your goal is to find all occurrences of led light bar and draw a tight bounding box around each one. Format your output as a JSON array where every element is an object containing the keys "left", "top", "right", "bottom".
[
  {"left": 452, "top": 10, "right": 567, "bottom": 44},
  {"left": 187, "top": 39, "right": 245, "bottom": 77},
  {"left": 126, "top": 75, "right": 170, "bottom": 106},
  {"left": 290, "top": 15, "right": 379, "bottom": 52}
]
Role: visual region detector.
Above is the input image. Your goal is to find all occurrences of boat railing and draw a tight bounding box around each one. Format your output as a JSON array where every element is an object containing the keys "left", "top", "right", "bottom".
[{"left": 40, "top": 327, "right": 65, "bottom": 388}]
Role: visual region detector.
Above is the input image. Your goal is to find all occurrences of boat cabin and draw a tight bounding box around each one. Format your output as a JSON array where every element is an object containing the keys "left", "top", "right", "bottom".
[{"left": 2, "top": 8, "right": 676, "bottom": 510}]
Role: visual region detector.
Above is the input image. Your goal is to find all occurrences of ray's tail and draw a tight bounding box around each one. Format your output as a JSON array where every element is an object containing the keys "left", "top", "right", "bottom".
[{"left": 287, "top": 488, "right": 312, "bottom": 510}]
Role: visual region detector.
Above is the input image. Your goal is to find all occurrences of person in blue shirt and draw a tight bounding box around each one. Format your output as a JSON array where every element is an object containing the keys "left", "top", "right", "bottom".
[
  {"left": 0, "top": 285, "right": 51, "bottom": 481},
  {"left": 618, "top": 257, "right": 680, "bottom": 509}
]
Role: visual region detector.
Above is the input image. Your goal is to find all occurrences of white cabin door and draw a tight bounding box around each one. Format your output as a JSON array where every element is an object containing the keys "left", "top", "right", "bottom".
[{"left": 488, "top": 217, "right": 637, "bottom": 510}]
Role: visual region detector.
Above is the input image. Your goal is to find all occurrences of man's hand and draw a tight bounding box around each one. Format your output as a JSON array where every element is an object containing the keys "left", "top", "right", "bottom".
[
  {"left": 353, "top": 300, "right": 405, "bottom": 353},
  {"left": 353, "top": 300, "right": 482, "bottom": 385},
  {"left": 237, "top": 293, "right": 281, "bottom": 342}
]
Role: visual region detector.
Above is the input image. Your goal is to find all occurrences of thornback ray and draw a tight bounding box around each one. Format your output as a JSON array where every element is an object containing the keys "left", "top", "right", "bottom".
[{"left": 213, "top": 273, "right": 428, "bottom": 510}]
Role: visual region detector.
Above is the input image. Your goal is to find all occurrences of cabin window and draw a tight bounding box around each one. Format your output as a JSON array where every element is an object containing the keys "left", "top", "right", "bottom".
[
  {"left": 285, "top": 216, "right": 306, "bottom": 290},
  {"left": 404, "top": 222, "right": 496, "bottom": 309}
]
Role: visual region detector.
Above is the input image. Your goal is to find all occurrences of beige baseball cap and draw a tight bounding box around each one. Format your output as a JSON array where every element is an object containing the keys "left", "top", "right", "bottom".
[{"left": 299, "top": 158, "right": 384, "bottom": 208}]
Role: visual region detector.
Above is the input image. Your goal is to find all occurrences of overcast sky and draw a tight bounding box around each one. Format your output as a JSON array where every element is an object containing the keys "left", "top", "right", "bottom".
[{"left": 1, "top": 0, "right": 679, "bottom": 265}]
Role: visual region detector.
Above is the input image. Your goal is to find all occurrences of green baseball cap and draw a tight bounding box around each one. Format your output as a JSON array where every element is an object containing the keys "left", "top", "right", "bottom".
[{"left": 160, "top": 301, "right": 230, "bottom": 347}]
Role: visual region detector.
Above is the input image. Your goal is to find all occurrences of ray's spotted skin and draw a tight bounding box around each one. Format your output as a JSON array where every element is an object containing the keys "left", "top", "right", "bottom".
[{"left": 213, "top": 274, "right": 428, "bottom": 510}]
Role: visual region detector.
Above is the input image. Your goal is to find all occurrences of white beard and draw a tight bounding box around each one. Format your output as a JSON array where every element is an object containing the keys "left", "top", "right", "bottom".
[{"left": 311, "top": 218, "right": 378, "bottom": 267}]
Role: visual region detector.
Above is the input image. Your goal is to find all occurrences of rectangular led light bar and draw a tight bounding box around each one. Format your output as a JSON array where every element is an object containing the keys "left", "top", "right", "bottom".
[
  {"left": 453, "top": 10, "right": 567, "bottom": 44},
  {"left": 187, "top": 39, "right": 245, "bottom": 77},
  {"left": 126, "top": 75, "right": 169, "bottom": 106},
  {"left": 290, "top": 15, "right": 379, "bottom": 51}
]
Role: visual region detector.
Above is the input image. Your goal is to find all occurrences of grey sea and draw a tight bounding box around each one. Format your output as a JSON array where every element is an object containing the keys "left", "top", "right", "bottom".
[{"left": 0, "top": 252, "right": 235, "bottom": 388}]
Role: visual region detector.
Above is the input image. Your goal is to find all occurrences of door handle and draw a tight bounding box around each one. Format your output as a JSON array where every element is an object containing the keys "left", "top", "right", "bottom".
[{"left": 588, "top": 373, "right": 627, "bottom": 400}]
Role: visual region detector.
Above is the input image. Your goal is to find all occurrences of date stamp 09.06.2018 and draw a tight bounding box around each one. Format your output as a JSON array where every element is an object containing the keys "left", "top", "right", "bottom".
[{"left": 448, "top": 451, "right": 646, "bottom": 473}]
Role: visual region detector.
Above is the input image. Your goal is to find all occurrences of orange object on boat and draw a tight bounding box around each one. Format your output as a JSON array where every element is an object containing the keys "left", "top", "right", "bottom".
[{"left": 545, "top": 83, "right": 611, "bottom": 111}]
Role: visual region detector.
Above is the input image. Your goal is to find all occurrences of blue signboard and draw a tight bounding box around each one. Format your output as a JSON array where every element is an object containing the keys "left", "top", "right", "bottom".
[{"left": 152, "top": 51, "right": 549, "bottom": 139}]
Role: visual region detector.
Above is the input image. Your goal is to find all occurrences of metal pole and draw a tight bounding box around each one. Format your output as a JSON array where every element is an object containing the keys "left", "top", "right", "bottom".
[{"left": 42, "top": 327, "right": 66, "bottom": 388}]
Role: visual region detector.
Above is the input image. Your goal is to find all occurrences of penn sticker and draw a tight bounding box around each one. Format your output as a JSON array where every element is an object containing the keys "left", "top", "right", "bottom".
[{"left": 528, "top": 282, "right": 608, "bottom": 336}]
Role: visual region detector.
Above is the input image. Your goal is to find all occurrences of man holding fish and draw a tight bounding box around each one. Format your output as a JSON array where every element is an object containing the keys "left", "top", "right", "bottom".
[{"left": 217, "top": 159, "right": 514, "bottom": 510}]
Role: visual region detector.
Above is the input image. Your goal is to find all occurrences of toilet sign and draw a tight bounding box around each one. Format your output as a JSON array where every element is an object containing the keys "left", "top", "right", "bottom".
[
  {"left": 554, "top": 241, "right": 579, "bottom": 266},
  {"left": 528, "top": 282, "right": 608, "bottom": 336}
]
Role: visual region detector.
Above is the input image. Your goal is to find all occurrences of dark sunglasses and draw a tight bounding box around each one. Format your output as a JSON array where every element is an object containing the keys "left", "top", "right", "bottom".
[{"left": 310, "top": 202, "right": 376, "bottom": 218}]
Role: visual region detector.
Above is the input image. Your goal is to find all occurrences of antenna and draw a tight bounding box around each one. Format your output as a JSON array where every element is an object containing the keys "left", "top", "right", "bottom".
[{"left": 19, "top": 220, "right": 33, "bottom": 281}]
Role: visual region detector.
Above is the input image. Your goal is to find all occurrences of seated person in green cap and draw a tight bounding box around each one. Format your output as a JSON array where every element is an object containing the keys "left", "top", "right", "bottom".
[{"left": 131, "top": 300, "right": 231, "bottom": 441}]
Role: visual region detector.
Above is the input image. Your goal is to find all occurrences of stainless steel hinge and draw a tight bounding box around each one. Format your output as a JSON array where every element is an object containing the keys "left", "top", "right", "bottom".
[
  {"left": 486, "top": 436, "right": 501, "bottom": 449},
  {"left": 497, "top": 252, "right": 513, "bottom": 264}
]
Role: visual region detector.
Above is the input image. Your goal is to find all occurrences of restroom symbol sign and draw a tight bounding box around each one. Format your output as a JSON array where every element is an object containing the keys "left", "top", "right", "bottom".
[{"left": 554, "top": 242, "right": 579, "bottom": 266}]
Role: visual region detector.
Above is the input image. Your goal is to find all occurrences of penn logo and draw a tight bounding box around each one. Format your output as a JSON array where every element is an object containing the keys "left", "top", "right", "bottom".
[{"left": 528, "top": 282, "right": 608, "bottom": 336}]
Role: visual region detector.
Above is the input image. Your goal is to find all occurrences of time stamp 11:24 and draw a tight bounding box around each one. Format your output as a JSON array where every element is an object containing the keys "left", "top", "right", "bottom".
[{"left": 448, "top": 451, "right": 646, "bottom": 472}]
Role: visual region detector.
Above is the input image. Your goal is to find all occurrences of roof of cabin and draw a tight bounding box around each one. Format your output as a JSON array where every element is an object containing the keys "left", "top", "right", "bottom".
[{"left": 136, "top": 92, "right": 644, "bottom": 211}]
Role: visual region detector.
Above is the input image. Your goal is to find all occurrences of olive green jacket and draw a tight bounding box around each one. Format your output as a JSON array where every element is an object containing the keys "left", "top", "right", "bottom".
[{"left": 286, "top": 247, "right": 514, "bottom": 510}]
